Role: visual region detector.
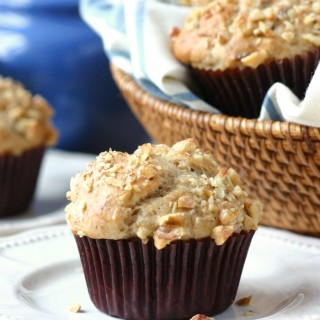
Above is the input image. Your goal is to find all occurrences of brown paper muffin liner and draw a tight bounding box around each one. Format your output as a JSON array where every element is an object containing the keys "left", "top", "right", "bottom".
[
  {"left": 0, "top": 146, "right": 45, "bottom": 217},
  {"left": 192, "top": 48, "right": 320, "bottom": 118},
  {"left": 75, "top": 230, "right": 255, "bottom": 320}
]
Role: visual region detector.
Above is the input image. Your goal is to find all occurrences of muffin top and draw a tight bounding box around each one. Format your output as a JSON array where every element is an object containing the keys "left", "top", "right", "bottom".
[
  {"left": 0, "top": 76, "right": 57, "bottom": 155},
  {"left": 66, "top": 139, "right": 261, "bottom": 249},
  {"left": 179, "top": 0, "right": 213, "bottom": 6},
  {"left": 171, "top": 0, "right": 320, "bottom": 70}
]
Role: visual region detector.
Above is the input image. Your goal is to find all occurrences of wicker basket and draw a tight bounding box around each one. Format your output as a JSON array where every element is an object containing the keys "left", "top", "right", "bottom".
[{"left": 110, "top": 64, "right": 320, "bottom": 236}]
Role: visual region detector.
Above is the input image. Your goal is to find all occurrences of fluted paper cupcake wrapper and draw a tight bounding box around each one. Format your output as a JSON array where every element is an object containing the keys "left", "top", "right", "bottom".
[
  {"left": 0, "top": 146, "right": 45, "bottom": 217},
  {"left": 192, "top": 48, "right": 320, "bottom": 119},
  {"left": 75, "top": 231, "right": 255, "bottom": 320}
]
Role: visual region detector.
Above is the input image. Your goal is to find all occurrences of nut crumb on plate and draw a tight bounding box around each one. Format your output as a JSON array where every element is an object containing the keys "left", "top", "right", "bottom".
[
  {"left": 235, "top": 295, "right": 252, "bottom": 306},
  {"left": 244, "top": 310, "right": 256, "bottom": 316},
  {"left": 190, "top": 314, "right": 215, "bottom": 320},
  {"left": 69, "top": 303, "right": 81, "bottom": 313}
]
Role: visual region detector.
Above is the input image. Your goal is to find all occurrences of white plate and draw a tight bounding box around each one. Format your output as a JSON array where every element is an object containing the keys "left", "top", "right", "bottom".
[
  {"left": 0, "top": 150, "right": 95, "bottom": 236},
  {"left": 0, "top": 225, "right": 320, "bottom": 320}
]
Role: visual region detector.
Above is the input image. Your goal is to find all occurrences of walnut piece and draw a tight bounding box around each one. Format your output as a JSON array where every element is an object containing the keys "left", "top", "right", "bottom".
[
  {"left": 154, "top": 225, "right": 183, "bottom": 249},
  {"left": 241, "top": 50, "right": 268, "bottom": 68},
  {"left": 302, "top": 34, "right": 320, "bottom": 46},
  {"left": 177, "top": 195, "right": 194, "bottom": 209},
  {"left": 190, "top": 314, "right": 215, "bottom": 320},
  {"left": 69, "top": 303, "right": 81, "bottom": 313},
  {"left": 235, "top": 295, "right": 252, "bottom": 307},
  {"left": 211, "top": 225, "right": 235, "bottom": 245}
]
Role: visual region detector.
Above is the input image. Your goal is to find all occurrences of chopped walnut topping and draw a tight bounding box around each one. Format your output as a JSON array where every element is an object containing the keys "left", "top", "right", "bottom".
[
  {"left": 84, "top": 181, "right": 93, "bottom": 193},
  {"left": 140, "top": 164, "right": 157, "bottom": 179},
  {"left": 0, "top": 75, "right": 57, "bottom": 153},
  {"left": 8, "top": 107, "right": 24, "bottom": 120},
  {"left": 124, "top": 183, "right": 133, "bottom": 191},
  {"left": 133, "top": 184, "right": 142, "bottom": 193},
  {"left": 258, "top": 21, "right": 273, "bottom": 36},
  {"left": 177, "top": 195, "right": 194, "bottom": 209},
  {"left": 294, "top": 4, "right": 308, "bottom": 14},
  {"left": 27, "top": 109, "right": 42, "bottom": 119},
  {"left": 105, "top": 177, "right": 122, "bottom": 187},
  {"left": 137, "top": 226, "right": 149, "bottom": 240},
  {"left": 104, "top": 153, "right": 112, "bottom": 162},
  {"left": 217, "top": 32, "right": 229, "bottom": 44},
  {"left": 77, "top": 231, "right": 85, "bottom": 237},
  {"left": 78, "top": 200, "right": 87, "bottom": 212},
  {"left": 108, "top": 165, "right": 119, "bottom": 173},
  {"left": 16, "top": 118, "right": 37, "bottom": 134},
  {"left": 250, "top": 8, "right": 264, "bottom": 22},
  {"left": 212, "top": 225, "right": 235, "bottom": 245},
  {"left": 243, "top": 215, "right": 257, "bottom": 231},
  {"left": 219, "top": 209, "right": 238, "bottom": 225},
  {"left": 204, "top": 189, "right": 212, "bottom": 198},
  {"left": 199, "top": 37, "right": 210, "bottom": 50},
  {"left": 312, "top": 2, "right": 320, "bottom": 14},
  {"left": 154, "top": 226, "right": 183, "bottom": 249},
  {"left": 141, "top": 153, "right": 149, "bottom": 162},
  {"left": 281, "top": 31, "right": 295, "bottom": 42},
  {"left": 304, "top": 13, "right": 317, "bottom": 25},
  {"left": 283, "top": 21, "right": 294, "bottom": 31},
  {"left": 245, "top": 200, "right": 262, "bottom": 224},
  {"left": 241, "top": 50, "right": 268, "bottom": 68},
  {"left": 66, "top": 191, "right": 72, "bottom": 201},
  {"left": 232, "top": 185, "right": 243, "bottom": 197},
  {"left": 171, "top": 0, "right": 320, "bottom": 70},
  {"left": 263, "top": 7, "right": 275, "bottom": 20},
  {"left": 172, "top": 201, "right": 178, "bottom": 213},
  {"left": 159, "top": 213, "right": 185, "bottom": 226},
  {"left": 66, "top": 139, "right": 261, "bottom": 249},
  {"left": 228, "top": 168, "right": 240, "bottom": 184},
  {"left": 179, "top": 0, "right": 212, "bottom": 6},
  {"left": 103, "top": 163, "right": 111, "bottom": 170},
  {"left": 303, "top": 33, "right": 320, "bottom": 46},
  {"left": 215, "top": 187, "right": 225, "bottom": 199}
]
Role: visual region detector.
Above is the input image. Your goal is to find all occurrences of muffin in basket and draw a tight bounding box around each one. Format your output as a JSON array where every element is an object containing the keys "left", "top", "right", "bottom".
[
  {"left": 177, "top": 0, "right": 213, "bottom": 6},
  {"left": 171, "top": 0, "right": 320, "bottom": 118},
  {"left": 0, "top": 76, "right": 57, "bottom": 217},
  {"left": 65, "top": 138, "right": 262, "bottom": 319}
]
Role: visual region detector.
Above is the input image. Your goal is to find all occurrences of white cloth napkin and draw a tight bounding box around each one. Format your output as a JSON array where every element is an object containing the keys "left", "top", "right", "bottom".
[
  {"left": 81, "top": 0, "right": 320, "bottom": 126},
  {"left": 260, "top": 66, "right": 320, "bottom": 127}
]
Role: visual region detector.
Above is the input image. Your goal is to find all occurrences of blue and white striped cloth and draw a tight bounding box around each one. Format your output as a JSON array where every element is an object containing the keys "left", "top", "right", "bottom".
[{"left": 81, "top": 0, "right": 320, "bottom": 126}]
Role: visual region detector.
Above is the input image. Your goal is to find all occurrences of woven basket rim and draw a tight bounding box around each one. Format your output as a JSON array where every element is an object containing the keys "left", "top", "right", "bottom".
[
  {"left": 111, "top": 63, "right": 320, "bottom": 236},
  {"left": 111, "top": 63, "right": 320, "bottom": 143}
]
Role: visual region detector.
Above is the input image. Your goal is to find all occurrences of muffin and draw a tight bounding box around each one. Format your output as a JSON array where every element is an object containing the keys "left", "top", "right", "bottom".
[
  {"left": 65, "top": 139, "right": 262, "bottom": 319},
  {"left": 177, "top": 0, "right": 213, "bottom": 6},
  {"left": 171, "top": 0, "right": 320, "bottom": 118},
  {"left": 0, "top": 76, "right": 57, "bottom": 217}
]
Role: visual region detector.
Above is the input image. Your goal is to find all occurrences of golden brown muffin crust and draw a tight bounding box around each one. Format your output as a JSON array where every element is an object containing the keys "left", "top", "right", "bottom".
[
  {"left": 171, "top": 0, "right": 320, "bottom": 70},
  {"left": 66, "top": 139, "right": 262, "bottom": 249},
  {"left": 0, "top": 76, "right": 57, "bottom": 155},
  {"left": 179, "top": 0, "right": 213, "bottom": 6}
]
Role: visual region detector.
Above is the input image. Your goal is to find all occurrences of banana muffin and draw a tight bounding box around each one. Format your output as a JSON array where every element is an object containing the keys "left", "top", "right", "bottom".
[
  {"left": 66, "top": 139, "right": 262, "bottom": 319},
  {"left": 179, "top": 0, "right": 213, "bottom": 6},
  {"left": 171, "top": 0, "right": 320, "bottom": 117},
  {"left": 0, "top": 76, "right": 57, "bottom": 216}
]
